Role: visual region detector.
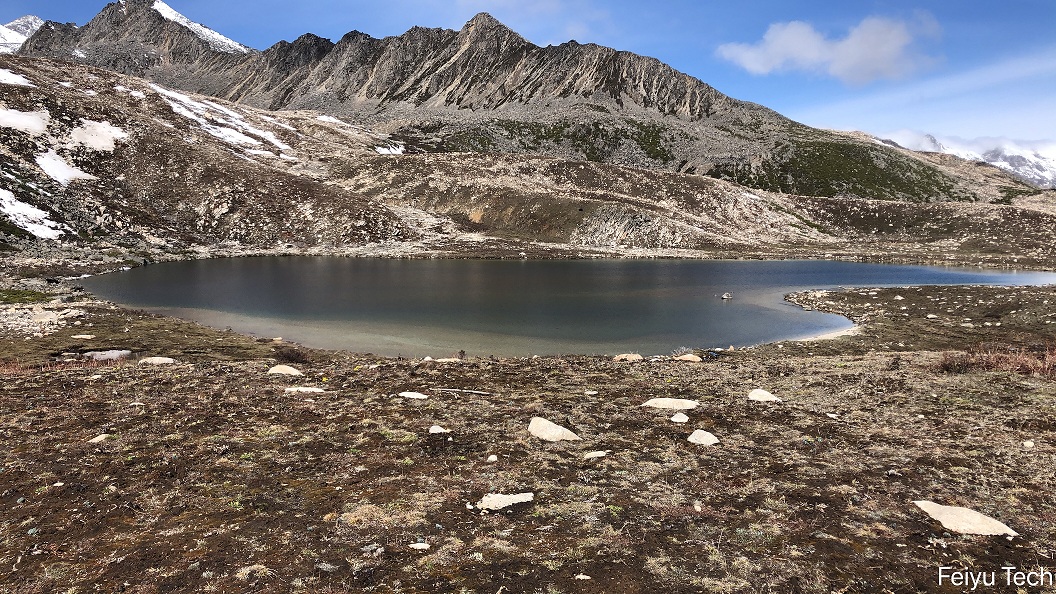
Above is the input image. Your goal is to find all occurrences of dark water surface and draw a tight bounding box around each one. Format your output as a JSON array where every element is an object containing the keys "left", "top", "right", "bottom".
[{"left": 80, "top": 258, "right": 1056, "bottom": 356}]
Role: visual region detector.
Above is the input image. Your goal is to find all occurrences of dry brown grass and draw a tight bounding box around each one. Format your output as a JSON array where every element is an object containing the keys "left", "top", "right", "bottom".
[{"left": 938, "top": 344, "right": 1056, "bottom": 377}]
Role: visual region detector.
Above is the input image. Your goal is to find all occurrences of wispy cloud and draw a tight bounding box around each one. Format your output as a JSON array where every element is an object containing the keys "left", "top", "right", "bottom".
[
  {"left": 716, "top": 13, "right": 940, "bottom": 85},
  {"left": 787, "top": 46, "right": 1056, "bottom": 140}
]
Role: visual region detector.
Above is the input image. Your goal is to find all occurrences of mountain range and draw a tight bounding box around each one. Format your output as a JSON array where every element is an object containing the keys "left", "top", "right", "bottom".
[
  {"left": 0, "top": 15, "right": 43, "bottom": 54},
  {"left": 2, "top": 1, "right": 1055, "bottom": 265}
]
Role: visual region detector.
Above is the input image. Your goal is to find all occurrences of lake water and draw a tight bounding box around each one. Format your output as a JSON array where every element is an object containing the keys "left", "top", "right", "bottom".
[{"left": 80, "top": 258, "right": 1056, "bottom": 357}]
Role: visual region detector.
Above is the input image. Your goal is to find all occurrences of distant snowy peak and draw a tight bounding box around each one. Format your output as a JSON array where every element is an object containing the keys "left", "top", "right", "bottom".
[
  {"left": 0, "top": 16, "right": 42, "bottom": 54},
  {"left": 884, "top": 131, "right": 1056, "bottom": 189},
  {"left": 150, "top": 1, "right": 251, "bottom": 54},
  {"left": 5, "top": 15, "right": 44, "bottom": 38}
]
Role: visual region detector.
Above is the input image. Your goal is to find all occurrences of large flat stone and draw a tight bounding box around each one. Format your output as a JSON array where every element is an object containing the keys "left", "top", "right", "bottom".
[
  {"left": 913, "top": 501, "right": 1018, "bottom": 536},
  {"left": 528, "top": 417, "right": 581, "bottom": 441}
]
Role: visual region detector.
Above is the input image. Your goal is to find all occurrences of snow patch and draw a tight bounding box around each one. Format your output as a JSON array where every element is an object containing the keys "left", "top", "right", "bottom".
[
  {"left": 152, "top": 1, "right": 251, "bottom": 54},
  {"left": 67, "top": 119, "right": 128, "bottom": 152},
  {"left": 0, "top": 108, "right": 50, "bottom": 136},
  {"left": 0, "top": 188, "right": 64, "bottom": 239},
  {"left": 34, "top": 150, "right": 97, "bottom": 185},
  {"left": 72, "top": 49, "right": 87, "bottom": 59},
  {"left": 0, "top": 25, "right": 26, "bottom": 54},
  {"left": 375, "top": 144, "right": 406, "bottom": 155},
  {"left": 114, "top": 85, "right": 146, "bottom": 99},
  {"left": 150, "top": 83, "right": 291, "bottom": 150},
  {"left": 316, "top": 115, "right": 349, "bottom": 126},
  {"left": 0, "top": 67, "right": 34, "bottom": 87}
]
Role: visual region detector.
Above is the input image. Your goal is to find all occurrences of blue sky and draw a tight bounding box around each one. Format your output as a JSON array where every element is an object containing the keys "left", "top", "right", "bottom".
[{"left": 5, "top": 1, "right": 1055, "bottom": 142}]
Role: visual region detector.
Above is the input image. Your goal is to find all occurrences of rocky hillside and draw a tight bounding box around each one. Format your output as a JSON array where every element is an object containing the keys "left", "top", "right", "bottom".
[
  {"left": 19, "top": 1, "right": 1042, "bottom": 204},
  {"left": 4, "top": 55, "right": 1056, "bottom": 268}
]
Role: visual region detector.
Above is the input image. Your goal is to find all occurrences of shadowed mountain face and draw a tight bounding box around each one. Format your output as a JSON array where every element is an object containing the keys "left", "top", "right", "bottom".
[{"left": 17, "top": 1, "right": 1044, "bottom": 203}]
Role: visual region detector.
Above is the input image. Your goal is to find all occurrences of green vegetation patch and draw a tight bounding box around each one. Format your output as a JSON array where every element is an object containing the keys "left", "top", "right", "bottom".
[{"left": 0, "top": 289, "right": 53, "bottom": 304}]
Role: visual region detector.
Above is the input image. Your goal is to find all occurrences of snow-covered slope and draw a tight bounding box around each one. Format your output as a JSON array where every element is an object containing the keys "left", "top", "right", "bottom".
[
  {"left": 150, "top": 1, "right": 250, "bottom": 54},
  {"left": 0, "top": 16, "right": 43, "bottom": 54},
  {"left": 885, "top": 131, "right": 1056, "bottom": 189}
]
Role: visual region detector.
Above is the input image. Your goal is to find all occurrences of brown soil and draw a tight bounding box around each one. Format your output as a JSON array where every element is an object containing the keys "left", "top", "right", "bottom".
[{"left": 2, "top": 283, "right": 1055, "bottom": 593}]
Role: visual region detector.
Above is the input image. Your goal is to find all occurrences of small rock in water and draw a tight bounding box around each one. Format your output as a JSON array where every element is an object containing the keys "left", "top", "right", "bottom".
[
  {"left": 429, "top": 425, "right": 451, "bottom": 434},
  {"left": 641, "top": 398, "right": 699, "bottom": 410},
  {"left": 477, "top": 492, "right": 534, "bottom": 510},
  {"left": 748, "top": 389, "right": 782, "bottom": 402},
  {"left": 688, "top": 430, "right": 719, "bottom": 446},
  {"left": 528, "top": 417, "right": 581, "bottom": 441},
  {"left": 583, "top": 450, "right": 609, "bottom": 459},
  {"left": 88, "top": 434, "right": 111, "bottom": 444},
  {"left": 674, "top": 354, "right": 702, "bottom": 362},
  {"left": 399, "top": 391, "right": 429, "bottom": 400},
  {"left": 612, "top": 353, "right": 643, "bottom": 362},
  {"left": 267, "top": 364, "right": 303, "bottom": 376},
  {"left": 670, "top": 413, "right": 689, "bottom": 423},
  {"left": 138, "top": 357, "right": 175, "bottom": 365},
  {"left": 284, "top": 386, "right": 325, "bottom": 394},
  {"left": 913, "top": 501, "right": 1018, "bottom": 536}
]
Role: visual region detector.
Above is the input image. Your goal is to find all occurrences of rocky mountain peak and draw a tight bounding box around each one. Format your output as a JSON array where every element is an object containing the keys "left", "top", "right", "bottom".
[{"left": 5, "top": 15, "right": 44, "bottom": 38}]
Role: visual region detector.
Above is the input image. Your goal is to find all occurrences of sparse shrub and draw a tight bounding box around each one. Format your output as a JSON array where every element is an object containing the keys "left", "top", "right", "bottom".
[
  {"left": 0, "top": 289, "right": 52, "bottom": 304},
  {"left": 273, "top": 345, "right": 312, "bottom": 364},
  {"left": 937, "top": 345, "right": 1056, "bottom": 378}
]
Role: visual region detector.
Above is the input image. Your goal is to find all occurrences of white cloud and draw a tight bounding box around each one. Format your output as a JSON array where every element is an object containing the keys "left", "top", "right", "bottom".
[{"left": 717, "top": 14, "right": 939, "bottom": 85}]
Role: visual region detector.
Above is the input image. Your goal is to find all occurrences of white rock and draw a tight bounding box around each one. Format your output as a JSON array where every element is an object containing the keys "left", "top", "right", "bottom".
[
  {"left": 674, "top": 354, "right": 702, "bottom": 362},
  {"left": 641, "top": 398, "right": 699, "bottom": 410},
  {"left": 88, "top": 434, "right": 111, "bottom": 444},
  {"left": 613, "top": 353, "right": 643, "bottom": 362},
  {"left": 748, "top": 389, "right": 782, "bottom": 402},
  {"left": 408, "top": 543, "right": 431, "bottom": 551},
  {"left": 429, "top": 425, "right": 451, "bottom": 434},
  {"left": 83, "top": 350, "right": 131, "bottom": 361},
  {"left": 583, "top": 450, "right": 609, "bottom": 459},
  {"left": 574, "top": 574, "right": 592, "bottom": 580},
  {"left": 826, "top": 413, "right": 839, "bottom": 419},
  {"left": 138, "top": 356, "right": 175, "bottom": 365},
  {"left": 528, "top": 417, "right": 581, "bottom": 441},
  {"left": 487, "top": 455, "right": 498, "bottom": 463},
  {"left": 267, "top": 364, "right": 302, "bottom": 376},
  {"left": 670, "top": 413, "right": 689, "bottom": 423},
  {"left": 584, "top": 390, "right": 599, "bottom": 396},
  {"left": 926, "top": 314, "right": 939, "bottom": 319},
  {"left": 912, "top": 501, "right": 1018, "bottom": 536},
  {"left": 1023, "top": 440, "right": 1035, "bottom": 449},
  {"left": 477, "top": 492, "right": 534, "bottom": 510},
  {"left": 399, "top": 391, "right": 429, "bottom": 400},
  {"left": 688, "top": 430, "right": 719, "bottom": 446},
  {"left": 894, "top": 295, "right": 905, "bottom": 300},
  {"left": 71, "top": 334, "right": 95, "bottom": 339},
  {"left": 284, "top": 387, "right": 324, "bottom": 394}
]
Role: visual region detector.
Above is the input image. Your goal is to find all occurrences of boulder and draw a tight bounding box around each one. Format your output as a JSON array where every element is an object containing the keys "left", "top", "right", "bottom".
[
  {"left": 613, "top": 353, "right": 643, "bottom": 362},
  {"left": 674, "top": 354, "right": 702, "bottom": 362},
  {"left": 912, "top": 501, "right": 1018, "bottom": 536},
  {"left": 748, "top": 389, "right": 782, "bottom": 402},
  {"left": 641, "top": 398, "right": 699, "bottom": 410},
  {"left": 688, "top": 430, "right": 719, "bottom": 446},
  {"left": 267, "top": 364, "right": 303, "bottom": 376},
  {"left": 138, "top": 356, "right": 175, "bottom": 365},
  {"left": 528, "top": 417, "right": 581, "bottom": 441},
  {"left": 670, "top": 413, "right": 689, "bottom": 423},
  {"left": 477, "top": 492, "right": 534, "bottom": 510}
]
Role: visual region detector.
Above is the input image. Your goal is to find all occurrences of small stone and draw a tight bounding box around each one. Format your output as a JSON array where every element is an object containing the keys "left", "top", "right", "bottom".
[
  {"left": 284, "top": 387, "right": 325, "bottom": 394},
  {"left": 399, "top": 391, "right": 429, "bottom": 400},
  {"left": 477, "top": 492, "right": 534, "bottom": 510},
  {"left": 88, "top": 434, "right": 111, "bottom": 444},
  {"left": 574, "top": 574, "right": 592, "bottom": 580},
  {"left": 693, "top": 500, "right": 702, "bottom": 512},
  {"left": 612, "top": 353, "right": 643, "bottom": 362},
  {"left": 584, "top": 390, "right": 599, "bottom": 395},
  {"left": 583, "top": 450, "right": 609, "bottom": 459},
  {"left": 1023, "top": 440, "right": 1035, "bottom": 449},
  {"left": 894, "top": 295, "right": 905, "bottom": 300},
  {"left": 913, "top": 501, "right": 1018, "bottom": 536},
  {"left": 267, "top": 364, "right": 302, "bottom": 376},
  {"left": 487, "top": 455, "right": 498, "bottom": 463},
  {"left": 670, "top": 413, "right": 689, "bottom": 423},
  {"left": 429, "top": 425, "right": 451, "bottom": 434},
  {"left": 408, "top": 543, "right": 431, "bottom": 551},
  {"left": 138, "top": 357, "right": 175, "bottom": 365},
  {"left": 641, "top": 398, "right": 699, "bottom": 410},
  {"left": 926, "top": 314, "right": 939, "bottom": 319},
  {"left": 27, "top": 528, "right": 39, "bottom": 536},
  {"left": 748, "top": 389, "right": 782, "bottom": 402},
  {"left": 528, "top": 417, "right": 580, "bottom": 441},
  {"left": 688, "top": 430, "right": 719, "bottom": 446},
  {"left": 825, "top": 413, "right": 839, "bottom": 419},
  {"left": 71, "top": 334, "right": 95, "bottom": 339},
  {"left": 674, "top": 354, "right": 702, "bottom": 362}
]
